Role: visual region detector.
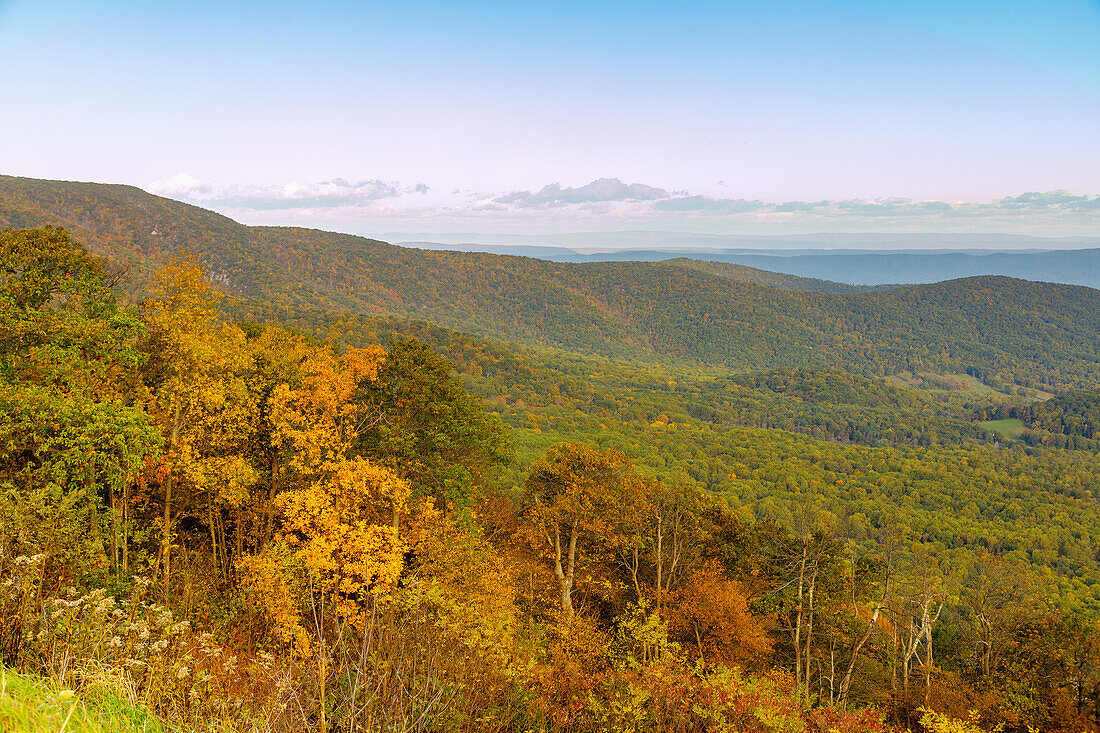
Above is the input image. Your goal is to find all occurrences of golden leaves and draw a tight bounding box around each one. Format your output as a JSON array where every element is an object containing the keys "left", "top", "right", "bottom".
[
  {"left": 248, "top": 343, "right": 408, "bottom": 637},
  {"left": 268, "top": 345, "right": 386, "bottom": 474}
]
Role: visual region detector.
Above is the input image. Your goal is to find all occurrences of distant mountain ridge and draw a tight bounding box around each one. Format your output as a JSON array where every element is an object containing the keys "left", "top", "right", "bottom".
[
  {"left": 402, "top": 237, "right": 1100, "bottom": 289},
  {"left": 549, "top": 247, "right": 1100, "bottom": 289},
  {"left": 2, "top": 174, "right": 1100, "bottom": 391},
  {"left": 393, "top": 230, "right": 1100, "bottom": 250}
]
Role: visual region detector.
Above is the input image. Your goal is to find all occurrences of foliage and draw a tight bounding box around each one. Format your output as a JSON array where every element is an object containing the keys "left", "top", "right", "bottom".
[
  {"left": 3, "top": 223, "right": 1100, "bottom": 732},
  {"left": 669, "top": 559, "right": 773, "bottom": 667},
  {"left": 0, "top": 227, "right": 159, "bottom": 578},
  {"left": 354, "top": 337, "right": 510, "bottom": 511},
  {"left": 918, "top": 707, "right": 1004, "bottom": 733}
]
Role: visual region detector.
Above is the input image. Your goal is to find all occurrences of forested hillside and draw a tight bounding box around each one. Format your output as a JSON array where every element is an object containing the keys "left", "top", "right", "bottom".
[{"left": 3, "top": 176, "right": 1100, "bottom": 391}]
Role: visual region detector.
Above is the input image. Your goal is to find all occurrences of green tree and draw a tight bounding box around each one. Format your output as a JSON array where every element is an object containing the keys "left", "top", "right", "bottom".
[
  {"left": 355, "top": 338, "right": 508, "bottom": 514},
  {"left": 0, "top": 228, "right": 159, "bottom": 575}
]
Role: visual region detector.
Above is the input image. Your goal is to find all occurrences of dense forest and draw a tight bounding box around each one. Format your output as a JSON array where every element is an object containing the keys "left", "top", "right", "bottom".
[
  {"left": 3, "top": 176, "right": 1100, "bottom": 392},
  {"left": 3, "top": 215, "right": 1100, "bottom": 732},
  {"left": 1013, "top": 389, "right": 1100, "bottom": 449}
]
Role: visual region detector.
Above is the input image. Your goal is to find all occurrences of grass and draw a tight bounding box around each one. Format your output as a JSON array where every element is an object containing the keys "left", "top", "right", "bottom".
[
  {"left": 0, "top": 666, "right": 164, "bottom": 733},
  {"left": 980, "top": 418, "right": 1027, "bottom": 441},
  {"left": 951, "top": 373, "right": 1002, "bottom": 396}
]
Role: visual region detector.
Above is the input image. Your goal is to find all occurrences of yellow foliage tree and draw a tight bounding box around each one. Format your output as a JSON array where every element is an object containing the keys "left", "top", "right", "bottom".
[
  {"left": 277, "top": 456, "right": 409, "bottom": 625},
  {"left": 142, "top": 257, "right": 259, "bottom": 586},
  {"left": 242, "top": 342, "right": 410, "bottom": 648},
  {"left": 267, "top": 344, "right": 385, "bottom": 475},
  {"left": 404, "top": 500, "right": 517, "bottom": 654}
]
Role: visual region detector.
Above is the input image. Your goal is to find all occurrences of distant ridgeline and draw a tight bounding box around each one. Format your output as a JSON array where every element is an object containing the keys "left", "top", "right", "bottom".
[
  {"left": 541, "top": 245, "right": 1100, "bottom": 291},
  {"left": 2, "top": 175, "right": 1100, "bottom": 393}
]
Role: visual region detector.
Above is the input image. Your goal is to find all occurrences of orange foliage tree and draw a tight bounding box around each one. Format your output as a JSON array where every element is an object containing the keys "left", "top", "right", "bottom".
[{"left": 668, "top": 558, "right": 773, "bottom": 668}]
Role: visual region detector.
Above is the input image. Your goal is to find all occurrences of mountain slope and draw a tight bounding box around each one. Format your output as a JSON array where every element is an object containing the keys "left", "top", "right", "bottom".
[{"left": 3, "top": 175, "right": 1100, "bottom": 390}]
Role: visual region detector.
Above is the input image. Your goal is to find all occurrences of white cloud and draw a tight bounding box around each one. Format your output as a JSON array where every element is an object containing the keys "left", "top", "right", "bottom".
[
  {"left": 494, "top": 178, "right": 670, "bottom": 207},
  {"left": 146, "top": 176, "right": 1100, "bottom": 236},
  {"left": 149, "top": 173, "right": 210, "bottom": 198},
  {"left": 148, "top": 174, "right": 416, "bottom": 210}
]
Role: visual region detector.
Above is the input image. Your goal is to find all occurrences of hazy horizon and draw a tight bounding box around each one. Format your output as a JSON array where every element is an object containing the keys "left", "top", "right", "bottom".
[{"left": 387, "top": 230, "right": 1100, "bottom": 252}]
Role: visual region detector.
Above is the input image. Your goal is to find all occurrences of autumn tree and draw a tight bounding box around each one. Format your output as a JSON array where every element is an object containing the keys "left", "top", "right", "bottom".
[
  {"left": 610, "top": 478, "right": 719, "bottom": 616},
  {"left": 244, "top": 341, "right": 410, "bottom": 637},
  {"left": 890, "top": 554, "right": 946, "bottom": 707},
  {"left": 668, "top": 558, "right": 772, "bottom": 668},
  {"left": 141, "top": 257, "right": 259, "bottom": 588},
  {"left": 524, "top": 443, "right": 633, "bottom": 616},
  {"left": 960, "top": 554, "right": 1043, "bottom": 680},
  {"left": 763, "top": 516, "right": 845, "bottom": 706}
]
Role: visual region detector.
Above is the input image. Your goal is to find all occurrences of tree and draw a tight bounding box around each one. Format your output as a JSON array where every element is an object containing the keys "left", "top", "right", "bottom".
[
  {"left": 0, "top": 228, "right": 159, "bottom": 575},
  {"left": 961, "top": 554, "right": 1042, "bottom": 680},
  {"left": 141, "top": 257, "right": 259, "bottom": 588},
  {"left": 275, "top": 456, "right": 410, "bottom": 625},
  {"left": 891, "top": 559, "right": 946, "bottom": 706},
  {"left": 242, "top": 342, "right": 411, "bottom": 643},
  {"left": 524, "top": 443, "right": 632, "bottom": 616},
  {"left": 668, "top": 559, "right": 772, "bottom": 667},
  {"left": 355, "top": 338, "right": 508, "bottom": 515},
  {"left": 610, "top": 479, "right": 715, "bottom": 612},
  {"left": 764, "top": 515, "right": 845, "bottom": 707}
]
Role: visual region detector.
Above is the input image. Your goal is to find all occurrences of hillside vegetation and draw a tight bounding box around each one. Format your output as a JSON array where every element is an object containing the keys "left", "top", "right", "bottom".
[{"left": 3, "top": 176, "right": 1100, "bottom": 391}]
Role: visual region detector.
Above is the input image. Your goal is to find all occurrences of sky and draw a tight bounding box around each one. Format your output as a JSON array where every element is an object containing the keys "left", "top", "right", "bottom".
[{"left": 1, "top": 0, "right": 1099, "bottom": 238}]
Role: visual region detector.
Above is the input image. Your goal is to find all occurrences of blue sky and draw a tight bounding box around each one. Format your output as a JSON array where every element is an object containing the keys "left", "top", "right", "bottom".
[{"left": 1, "top": 0, "right": 1099, "bottom": 236}]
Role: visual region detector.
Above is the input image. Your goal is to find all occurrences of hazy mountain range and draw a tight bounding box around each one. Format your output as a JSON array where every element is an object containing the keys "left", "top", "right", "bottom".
[{"left": 400, "top": 233, "right": 1100, "bottom": 289}]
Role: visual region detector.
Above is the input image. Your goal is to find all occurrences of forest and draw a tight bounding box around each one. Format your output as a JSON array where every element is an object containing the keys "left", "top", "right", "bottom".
[
  {"left": 3, "top": 219, "right": 1100, "bottom": 732},
  {"left": 3, "top": 176, "right": 1100, "bottom": 392}
]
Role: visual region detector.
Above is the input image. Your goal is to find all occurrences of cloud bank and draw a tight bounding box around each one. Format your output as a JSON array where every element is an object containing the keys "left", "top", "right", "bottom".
[
  {"left": 147, "top": 175, "right": 1100, "bottom": 236},
  {"left": 494, "top": 178, "right": 670, "bottom": 207},
  {"left": 149, "top": 174, "right": 427, "bottom": 210}
]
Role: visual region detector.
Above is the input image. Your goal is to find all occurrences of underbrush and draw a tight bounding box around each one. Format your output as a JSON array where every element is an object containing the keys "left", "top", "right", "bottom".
[{"left": 0, "top": 548, "right": 892, "bottom": 732}]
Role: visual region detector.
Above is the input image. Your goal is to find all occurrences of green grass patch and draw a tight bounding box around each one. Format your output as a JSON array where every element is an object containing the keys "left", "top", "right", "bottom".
[
  {"left": 980, "top": 418, "right": 1027, "bottom": 441},
  {"left": 0, "top": 666, "right": 164, "bottom": 733}
]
